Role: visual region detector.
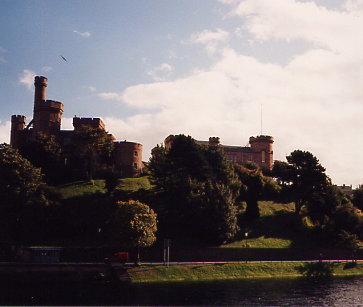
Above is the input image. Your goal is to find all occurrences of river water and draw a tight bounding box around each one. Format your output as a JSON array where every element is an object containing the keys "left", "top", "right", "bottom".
[{"left": 2, "top": 276, "right": 363, "bottom": 306}]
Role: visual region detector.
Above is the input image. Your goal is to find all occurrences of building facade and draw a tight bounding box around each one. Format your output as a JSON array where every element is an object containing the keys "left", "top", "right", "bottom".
[
  {"left": 165, "top": 134, "right": 274, "bottom": 170},
  {"left": 10, "top": 76, "right": 143, "bottom": 177}
]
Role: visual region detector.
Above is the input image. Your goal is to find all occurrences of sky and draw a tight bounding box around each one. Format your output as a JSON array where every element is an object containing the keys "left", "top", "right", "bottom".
[{"left": 0, "top": 0, "right": 362, "bottom": 186}]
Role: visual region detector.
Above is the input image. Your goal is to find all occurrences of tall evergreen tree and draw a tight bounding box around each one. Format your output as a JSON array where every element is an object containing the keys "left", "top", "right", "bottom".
[{"left": 149, "top": 135, "right": 240, "bottom": 244}]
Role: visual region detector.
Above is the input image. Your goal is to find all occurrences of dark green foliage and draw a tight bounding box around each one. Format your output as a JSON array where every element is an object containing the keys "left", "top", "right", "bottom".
[
  {"left": 273, "top": 150, "right": 363, "bottom": 246},
  {"left": 149, "top": 135, "right": 240, "bottom": 244},
  {"left": 0, "top": 144, "right": 64, "bottom": 243},
  {"left": 106, "top": 200, "right": 157, "bottom": 264},
  {"left": 352, "top": 185, "right": 363, "bottom": 210},
  {"left": 235, "top": 165, "right": 279, "bottom": 220},
  {"left": 19, "top": 132, "right": 63, "bottom": 184},
  {"left": 0, "top": 143, "right": 43, "bottom": 208},
  {"left": 103, "top": 170, "right": 120, "bottom": 194},
  {"left": 297, "top": 261, "right": 335, "bottom": 278},
  {"left": 67, "top": 126, "right": 114, "bottom": 180},
  {"left": 334, "top": 230, "right": 360, "bottom": 251},
  {"left": 273, "top": 150, "right": 329, "bottom": 215},
  {"left": 60, "top": 194, "right": 114, "bottom": 243}
]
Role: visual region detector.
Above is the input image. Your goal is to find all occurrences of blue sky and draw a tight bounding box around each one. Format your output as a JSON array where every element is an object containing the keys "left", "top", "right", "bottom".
[{"left": 0, "top": 0, "right": 362, "bottom": 186}]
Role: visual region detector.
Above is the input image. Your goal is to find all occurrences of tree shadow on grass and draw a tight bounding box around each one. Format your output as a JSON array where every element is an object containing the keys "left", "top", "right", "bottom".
[{"left": 238, "top": 211, "right": 319, "bottom": 248}]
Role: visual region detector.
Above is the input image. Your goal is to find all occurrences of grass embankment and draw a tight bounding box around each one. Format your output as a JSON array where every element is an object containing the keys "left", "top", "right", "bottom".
[
  {"left": 127, "top": 262, "right": 363, "bottom": 283},
  {"left": 223, "top": 202, "right": 296, "bottom": 249},
  {"left": 56, "top": 176, "right": 153, "bottom": 199}
]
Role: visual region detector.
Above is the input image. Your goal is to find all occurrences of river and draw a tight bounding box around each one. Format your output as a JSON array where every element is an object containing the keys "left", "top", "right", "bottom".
[{"left": 1, "top": 276, "right": 363, "bottom": 306}]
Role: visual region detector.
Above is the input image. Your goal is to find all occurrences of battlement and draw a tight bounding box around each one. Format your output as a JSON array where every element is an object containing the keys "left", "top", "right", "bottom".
[
  {"left": 114, "top": 141, "right": 142, "bottom": 147},
  {"left": 10, "top": 75, "right": 144, "bottom": 178},
  {"left": 249, "top": 135, "right": 274, "bottom": 143},
  {"left": 73, "top": 117, "right": 105, "bottom": 130},
  {"left": 34, "top": 100, "right": 64, "bottom": 110},
  {"left": 209, "top": 137, "right": 220, "bottom": 146},
  {"left": 34, "top": 76, "right": 48, "bottom": 84},
  {"left": 11, "top": 115, "right": 26, "bottom": 122}
]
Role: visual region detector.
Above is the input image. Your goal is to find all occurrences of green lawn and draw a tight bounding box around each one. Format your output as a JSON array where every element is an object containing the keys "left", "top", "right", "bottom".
[
  {"left": 223, "top": 201, "right": 297, "bottom": 249},
  {"left": 127, "top": 262, "right": 363, "bottom": 283},
  {"left": 116, "top": 176, "right": 153, "bottom": 192},
  {"left": 56, "top": 176, "right": 153, "bottom": 199},
  {"left": 223, "top": 237, "right": 293, "bottom": 249},
  {"left": 56, "top": 180, "right": 106, "bottom": 199}
]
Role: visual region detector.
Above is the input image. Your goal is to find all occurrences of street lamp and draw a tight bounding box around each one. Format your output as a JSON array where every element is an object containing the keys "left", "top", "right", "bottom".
[{"left": 245, "top": 232, "right": 248, "bottom": 263}]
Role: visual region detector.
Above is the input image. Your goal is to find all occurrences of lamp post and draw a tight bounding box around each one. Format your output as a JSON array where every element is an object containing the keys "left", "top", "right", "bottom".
[{"left": 245, "top": 232, "right": 248, "bottom": 263}]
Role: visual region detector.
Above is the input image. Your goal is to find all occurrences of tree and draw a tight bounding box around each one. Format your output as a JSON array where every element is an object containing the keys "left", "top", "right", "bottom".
[
  {"left": 0, "top": 143, "right": 44, "bottom": 242},
  {"left": 235, "top": 165, "right": 279, "bottom": 220},
  {"left": 272, "top": 150, "right": 360, "bottom": 241},
  {"left": 19, "top": 132, "right": 62, "bottom": 184},
  {"left": 68, "top": 126, "right": 114, "bottom": 179},
  {"left": 272, "top": 150, "right": 329, "bottom": 215},
  {"left": 149, "top": 135, "right": 241, "bottom": 244},
  {"left": 352, "top": 185, "right": 363, "bottom": 210},
  {"left": 0, "top": 143, "right": 43, "bottom": 208},
  {"left": 107, "top": 200, "right": 157, "bottom": 265}
]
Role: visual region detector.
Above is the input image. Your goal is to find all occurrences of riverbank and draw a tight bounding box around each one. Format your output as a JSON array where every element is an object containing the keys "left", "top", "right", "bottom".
[{"left": 127, "top": 261, "right": 363, "bottom": 282}]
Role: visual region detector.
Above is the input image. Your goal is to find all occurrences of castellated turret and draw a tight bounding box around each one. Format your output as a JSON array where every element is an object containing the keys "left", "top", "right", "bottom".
[
  {"left": 9, "top": 75, "right": 143, "bottom": 178},
  {"left": 113, "top": 141, "right": 143, "bottom": 177},
  {"left": 73, "top": 117, "right": 105, "bottom": 131},
  {"left": 249, "top": 135, "right": 274, "bottom": 169},
  {"left": 209, "top": 137, "right": 220, "bottom": 146},
  {"left": 33, "top": 76, "right": 63, "bottom": 135},
  {"left": 10, "top": 115, "right": 26, "bottom": 148}
]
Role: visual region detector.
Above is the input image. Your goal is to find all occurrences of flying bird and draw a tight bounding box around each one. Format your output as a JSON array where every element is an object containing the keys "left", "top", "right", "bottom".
[{"left": 60, "top": 55, "right": 68, "bottom": 62}]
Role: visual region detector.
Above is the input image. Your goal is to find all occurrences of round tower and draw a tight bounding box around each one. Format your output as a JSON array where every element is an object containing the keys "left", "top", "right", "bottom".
[
  {"left": 34, "top": 76, "right": 48, "bottom": 103},
  {"left": 113, "top": 141, "right": 143, "bottom": 177},
  {"left": 249, "top": 135, "right": 274, "bottom": 169},
  {"left": 10, "top": 115, "right": 26, "bottom": 148},
  {"left": 32, "top": 76, "right": 63, "bottom": 135}
]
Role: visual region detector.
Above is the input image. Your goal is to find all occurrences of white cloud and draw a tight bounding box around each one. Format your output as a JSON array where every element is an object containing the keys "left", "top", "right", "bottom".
[
  {"left": 42, "top": 66, "right": 53, "bottom": 73},
  {"left": 98, "top": 92, "right": 122, "bottom": 100},
  {"left": 190, "top": 28, "right": 230, "bottom": 55},
  {"left": 344, "top": 0, "right": 363, "bottom": 11},
  {"left": 190, "top": 28, "right": 230, "bottom": 44},
  {"left": 73, "top": 30, "right": 91, "bottom": 38},
  {"left": 227, "top": 0, "right": 363, "bottom": 56},
  {"left": 100, "top": 1, "right": 362, "bottom": 186},
  {"left": 19, "top": 69, "right": 36, "bottom": 91},
  {"left": 85, "top": 86, "right": 96, "bottom": 92},
  {"left": 147, "top": 63, "right": 174, "bottom": 81},
  {"left": 0, "top": 121, "right": 10, "bottom": 144}
]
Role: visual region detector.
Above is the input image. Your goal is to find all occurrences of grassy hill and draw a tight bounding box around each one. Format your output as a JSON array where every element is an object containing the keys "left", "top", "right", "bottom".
[
  {"left": 56, "top": 176, "right": 153, "bottom": 199},
  {"left": 53, "top": 180, "right": 360, "bottom": 250},
  {"left": 222, "top": 201, "right": 303, "bottom": 249}
]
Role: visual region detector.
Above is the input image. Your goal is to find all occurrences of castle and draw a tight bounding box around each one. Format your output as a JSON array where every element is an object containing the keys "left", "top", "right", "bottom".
[
  {"left": 165, "top": 134, "right": 274, "bottom": 170},
  {"left": 10, "top": 76, "right": 143, "bottom": 177}
]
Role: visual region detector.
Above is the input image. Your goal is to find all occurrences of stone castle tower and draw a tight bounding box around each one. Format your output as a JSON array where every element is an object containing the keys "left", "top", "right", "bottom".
[
  {"left": 10, "top": 76, "right": 143, "bottom": 177},
  {"left": 32, "top": 76, "right": 63, "bottom": 135}
]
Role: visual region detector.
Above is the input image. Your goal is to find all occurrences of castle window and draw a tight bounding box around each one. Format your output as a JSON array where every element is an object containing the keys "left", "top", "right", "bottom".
[
  {"left": 133, "top": 162, "right": 138, "bottom": 169},
  {"left": 134, "top": 151, "right": 138, "bottom": 156},
  {"left": 262, "top": 151, "right": 266, "bottom": 163}
]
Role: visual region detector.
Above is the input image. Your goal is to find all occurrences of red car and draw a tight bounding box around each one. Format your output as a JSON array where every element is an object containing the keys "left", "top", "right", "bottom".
[{"left": 104, "top": 252, "right": 129, "bottom": 264}]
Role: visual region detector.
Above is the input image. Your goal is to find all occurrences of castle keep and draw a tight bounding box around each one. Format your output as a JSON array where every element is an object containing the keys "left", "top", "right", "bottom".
[
  {"left": 11, "top": 76, "right": 143, "bottom": 177},
  {"left": 165, "top": 134, "right": 274, "bottom": 170}
]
